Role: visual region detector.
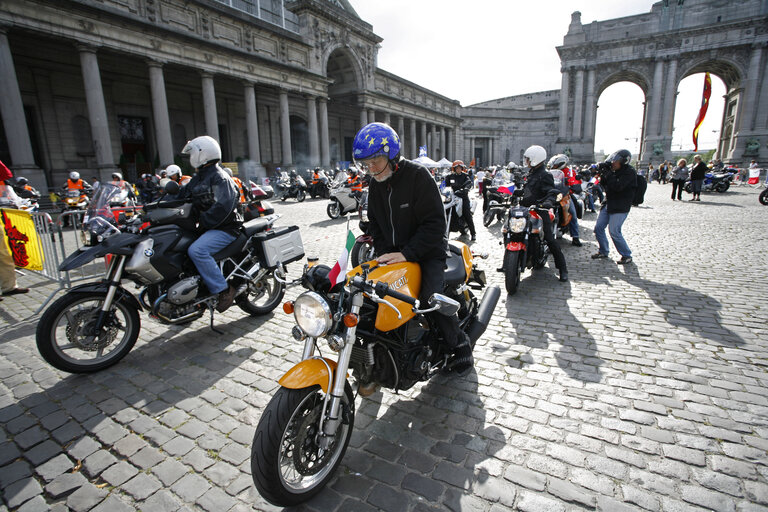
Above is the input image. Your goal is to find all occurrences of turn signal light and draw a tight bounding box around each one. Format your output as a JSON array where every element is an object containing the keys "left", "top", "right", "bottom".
[
  {"left": 283, "top": 301, "right": 294, "bottom": 314},
  {"left": 343, "top": 313, "right": 359, "bottom": 327}
]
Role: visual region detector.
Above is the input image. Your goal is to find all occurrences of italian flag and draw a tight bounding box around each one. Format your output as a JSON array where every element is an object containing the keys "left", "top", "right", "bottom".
[{"left": 328, "top": 230, "right": 356, "bottom": 285}]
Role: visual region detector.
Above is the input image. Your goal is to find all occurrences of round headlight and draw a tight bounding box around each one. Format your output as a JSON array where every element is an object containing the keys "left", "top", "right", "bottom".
[
  {"left": 294, "top": 291, "right": 333, "bottom": 338},
  {"left": 509, "top": 218, "right": 526, "bottom": 233}
]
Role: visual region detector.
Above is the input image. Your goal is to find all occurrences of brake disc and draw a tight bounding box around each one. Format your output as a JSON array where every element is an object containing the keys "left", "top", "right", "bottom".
[{"left": 65, "top": 308, "right": 119, "bottom": 351}]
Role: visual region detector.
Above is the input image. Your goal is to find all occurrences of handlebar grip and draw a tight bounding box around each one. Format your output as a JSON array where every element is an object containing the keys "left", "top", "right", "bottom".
[{"left": 373, "top": 281, "right": 417, "bottom": 305}]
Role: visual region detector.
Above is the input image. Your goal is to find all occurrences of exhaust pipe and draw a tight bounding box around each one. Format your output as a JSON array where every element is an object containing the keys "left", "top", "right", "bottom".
[{"left": 466, "top": 285, "right": 500, "bottom": 344}]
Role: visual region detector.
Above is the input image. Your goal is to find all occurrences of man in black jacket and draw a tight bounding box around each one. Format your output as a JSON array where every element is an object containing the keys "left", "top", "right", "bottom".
[
  {"left": 592, "top": 149, "right": 637, "bottom": 264},
  {"left": 444, "top": 160, "right": 476, "bottom": 241},
  {"left": 520, "top": 145, "right": 568, "bottom": 282},
  {"left": 353, "top": 122, "right": 472, "bottom": 375},
  {"left": 180, "top": 136, "right": 243, "bottom": 312}
]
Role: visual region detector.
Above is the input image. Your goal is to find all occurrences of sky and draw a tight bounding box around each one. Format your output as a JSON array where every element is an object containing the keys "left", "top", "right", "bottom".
[{"left": 353, "top": 0, "right": 725, "bottom": 158}]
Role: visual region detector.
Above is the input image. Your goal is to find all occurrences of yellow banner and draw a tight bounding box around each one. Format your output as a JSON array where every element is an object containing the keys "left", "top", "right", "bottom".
[
  {"left": 221, "top": 162, "right": 239, "bottom": 176},
  {"left": 1, "top": 208, "right": 44, "bottom": 271}
]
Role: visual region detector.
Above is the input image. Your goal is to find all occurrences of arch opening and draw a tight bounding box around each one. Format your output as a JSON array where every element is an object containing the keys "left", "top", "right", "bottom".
[
  {"left": 325, "top": 47, "right": 364, "bottom": 167},
  {"left": 594, "top": 81, "right": 646, "bottom": 162},
  {"left": 671, "top": 72, "right": 727, "bottom": 160}
]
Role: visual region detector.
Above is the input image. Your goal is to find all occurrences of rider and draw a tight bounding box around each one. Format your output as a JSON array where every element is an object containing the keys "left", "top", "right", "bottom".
[
  {"left": 520, "top": 145, "right": 569, "bottom": 282},
  {"left": 166, "top": 164, "right": 191, "bottom": 187},
  {"left": 352, "top": 122, "right": 473, "bottom": 376},
  {"left": 12, "top": 177, "right": 40, "bottom": 200},
  {"left": 220, "top": 166, "right": 249, "bottom": 205},
  {"left": 310, "top": 167, "right": 324, "bottom": 197},
  {"left": 346, "top": 168, "right": 364, "bottom": 198},
  {"left": 61, "top": 171, "right": 92, "bottom": 196},
  {"left": 179, "top": 135, "right": 243, "bottom": 313},
  {"left": 444, "top": 160, "right": 476, "bottom": 241},
  {"left": 548, "top": 154, "right": 581, "bottom": 247}
]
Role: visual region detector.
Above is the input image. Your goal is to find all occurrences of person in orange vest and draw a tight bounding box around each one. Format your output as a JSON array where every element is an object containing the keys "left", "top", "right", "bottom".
[
  {"left": 12, "top": 177, "right": 40, "bottom": 200},
  {"left": 61, "top": 171, "right": 92, "bottom": 194},
  {"left": 347, "top": 168, "right": 364, "bottom": 194},
  {"left": 221, "top": 166, "right": 248, "bottom": 204}
]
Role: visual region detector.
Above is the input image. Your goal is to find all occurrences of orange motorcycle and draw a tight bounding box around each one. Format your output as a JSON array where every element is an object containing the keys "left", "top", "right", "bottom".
[{"left": 250, "top": 242, "right": 500, "bottom": 506}]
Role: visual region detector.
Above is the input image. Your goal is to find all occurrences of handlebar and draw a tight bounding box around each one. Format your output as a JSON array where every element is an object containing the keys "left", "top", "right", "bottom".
[{"left": 349, "top": 275, "right": 417, "bottom": 306}]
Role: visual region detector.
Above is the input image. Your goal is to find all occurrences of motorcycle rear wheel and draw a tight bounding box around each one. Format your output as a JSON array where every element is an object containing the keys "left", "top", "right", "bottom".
[
  {"left": 759, "top": 188, "right": 768, "bottom": 205},
  {"left": 36, "top": 292, "right": 140, "bottom": 373},
  {"left": 251, "top": 383, "right": 354, "bottom": 507},
  {"left": 483, "top": 209, "right": 494, "bottom": 227},
  {"left": 503, "top": 250, "right": 522, "bottom": 295},
  {"left": 715, "top": 182, "right": 728, "bottom": 193},
  {"left": 296, "top": 190, "right": 306, "bottom": 202},
  {"left": 236, "top": 272, "right": 286, "bottom": 315}
]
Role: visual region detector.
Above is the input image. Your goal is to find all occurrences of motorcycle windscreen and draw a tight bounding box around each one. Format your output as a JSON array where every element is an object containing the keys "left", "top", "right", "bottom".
[{"left": 347, "top": 261, "right": 421, "bottom": 331}]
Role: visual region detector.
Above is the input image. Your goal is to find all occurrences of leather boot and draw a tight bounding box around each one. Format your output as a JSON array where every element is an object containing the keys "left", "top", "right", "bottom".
[{"left": 216, "top": 285, "right": 236, "bottom": 313}]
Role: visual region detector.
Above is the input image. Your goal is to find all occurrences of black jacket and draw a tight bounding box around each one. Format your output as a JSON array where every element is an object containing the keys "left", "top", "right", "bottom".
[
  {"left": 179, "top": 163, "right": 242, "bottom": 233},
  {"left": 444, "top": 172, "right": 472, "bottom": 196},
  {"left": 520, "top": 165, "right": 559, "bottom": 208},
  {"left": 690, "top": 162, "right": 708, "bottom": 181},
  {"left": 601, "top": 163, "right": 637, "bottom": 213},
  {"left": 368, "top": 158, "right": 447, "bottom": 262}
]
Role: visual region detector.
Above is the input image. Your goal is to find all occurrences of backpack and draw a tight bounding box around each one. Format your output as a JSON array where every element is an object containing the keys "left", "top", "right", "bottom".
[{"left": 633, "top": 173, "right": 647, "bottom": 206}]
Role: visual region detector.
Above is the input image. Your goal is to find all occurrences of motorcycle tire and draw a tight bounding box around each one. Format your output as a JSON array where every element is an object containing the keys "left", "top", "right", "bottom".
[
  {"left": 350, "top": 240, "right": 375, "bottom": 268},
  {"left": 684, "top": 182, "right": 692, "bottom": 193},
  {"left": 251, "top": 382, "right": 355, "bottom": 507},
  {"left": 714, "top": 182, "right": 728, "bottom": 193},
  {"left": 759, "top": 188, "right": 768, "bottom": 205},
  {"left": 483, "top": 209, "right": 494, "bottom": 227},
  {"left": 236, "top": 272, "right": 286, "bottom": 316},
  {"left": 327, "top": 201, "right": 341, "bottom": 219},
  {"left": 296, "top": 190, "right": 306, "bottom": 202},
  {"left": 503, "top": 250, "right": 522, "bottom": 295},
  {"left": 532, "top": 240, "right": 548, "bottom": 270},
  {"left": 36, "top": 291, "right": 140, "bottom": 373}
]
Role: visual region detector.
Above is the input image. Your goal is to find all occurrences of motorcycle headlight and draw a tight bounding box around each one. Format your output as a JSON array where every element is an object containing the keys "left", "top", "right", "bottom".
[
  {"left": 508, "top": 218, "right": 526, "bottom": 233},
  {"left": 294, "top": 291, "right": 333, "bottom": 338}
]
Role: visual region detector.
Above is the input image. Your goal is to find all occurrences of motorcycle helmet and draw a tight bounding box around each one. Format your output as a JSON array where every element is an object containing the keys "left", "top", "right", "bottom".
[
  {"left": 221, "top": 165, "right": 233, "bottom": 177},
  {"left": 290, "top": 170, "right": 297, "bottom": 177},
  {"left": 301, "top": 264, "right": 334, "bottom": 293},
  {"left": 548, "top": 154, "right": 569, "bottom": 170},
  {"left": 451, "top": 160, "right": 467, "bottom": 173},
  {"left": 111, "top": 172, "right": 122, "bottom": 181},
  {"left": 352, "top": 122, "right": 401, "bottom": 164},
  {"left": 166, "top": 164, "right": 182, "bottom": 178},
  {"left": 606, "top": 149, "right": 632, "bottom": 166},
  {"left": 15, "top": 177, "right": 28, "bottom": 187},
  {"left": 69, "top": 171, "right": 80, "bottom": 181},
  {"left": 523, "top": 145, "right": 547, "bottom": 168},
  {"left": 182, "top": 135, "right": 222, "bottom": 169}
]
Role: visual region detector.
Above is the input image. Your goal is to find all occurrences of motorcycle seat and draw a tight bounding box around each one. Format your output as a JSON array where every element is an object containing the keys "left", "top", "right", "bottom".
[
  {"left": 444, "top": 251, "right": 467, "bottom": 286},
  {"left": 213, "top": 234, "right": 247, "bottom": 261},
  {"left": 242, "top": 217, "right": 271, "bottom": 236}
]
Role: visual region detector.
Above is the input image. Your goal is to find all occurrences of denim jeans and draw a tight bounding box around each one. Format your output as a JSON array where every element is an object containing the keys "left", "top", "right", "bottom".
[
  {"left": 594, "top": 207, "right": 631, "bottom": 258},
  {"left": 188, "top": 229, "right": 236, "bottom": 294},
  {"left": 567, "top": 198, "right": 579, "bottom": 238}
]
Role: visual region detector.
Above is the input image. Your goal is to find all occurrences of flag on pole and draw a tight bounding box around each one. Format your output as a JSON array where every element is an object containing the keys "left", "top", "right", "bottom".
[
  {"left": 327, "top": 229, "right": 356, "bottom": 285},
  {"left": 419, "top": 146, "right": 427, "bottom": 157},
  {"left": 692, "top": 72, "right": 712, "bottom": 152}
]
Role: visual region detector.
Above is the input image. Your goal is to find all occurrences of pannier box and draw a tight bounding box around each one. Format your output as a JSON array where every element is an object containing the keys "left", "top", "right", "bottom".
[{"left": 256, "top": 225, "right": 305, "bottom": 267}]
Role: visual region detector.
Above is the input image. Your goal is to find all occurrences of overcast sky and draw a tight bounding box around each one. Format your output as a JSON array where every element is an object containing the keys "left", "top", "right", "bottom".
[{"left": 354, "top": 1, "right": 725, "bottom": 159}]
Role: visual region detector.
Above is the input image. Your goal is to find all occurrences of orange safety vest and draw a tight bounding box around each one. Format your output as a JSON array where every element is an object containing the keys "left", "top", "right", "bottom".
[
  {"left": 67, "top": 179, "right": 84, "bottom": 190},
  {"left": 232, "top": 176, "right": 247, "bottom": 203},
  {"left": 347, "top": 176, "right": 363, "bottom": 192}
]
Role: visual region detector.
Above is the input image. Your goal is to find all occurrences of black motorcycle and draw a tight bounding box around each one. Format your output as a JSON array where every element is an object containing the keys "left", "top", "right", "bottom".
[
  {"left": 309, "top": 170, "right": 331, "bottom": 199},
  {"left": 35, "top": 182, "right": 305, "bottom": 373},
  {"left": 276, "top": 171, "right": 307, "bottom": 202},
  {"left": 498, "top": 194, "right": 551, "bottom": 295},
  {"left": 759, "top": 184, "right": 768, "bottom": 205}
]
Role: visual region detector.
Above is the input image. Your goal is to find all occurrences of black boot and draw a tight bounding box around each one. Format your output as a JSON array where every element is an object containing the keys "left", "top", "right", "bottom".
[{"left": 446, "top": 335, "right": 474, "bottom": 377}]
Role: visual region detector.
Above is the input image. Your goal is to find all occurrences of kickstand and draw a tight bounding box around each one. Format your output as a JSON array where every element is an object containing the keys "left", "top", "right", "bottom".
[{"left": 205, "top": 302, "right": 224, "bottom": 334}]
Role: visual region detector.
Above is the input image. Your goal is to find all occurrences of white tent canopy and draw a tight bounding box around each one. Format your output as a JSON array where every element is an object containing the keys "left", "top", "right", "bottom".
[
  {"left": 436, "top": 158, "right": 452, "bottom": 168},
  {"left": 413, "top": 155, "right": 438, "bottom": 167}
]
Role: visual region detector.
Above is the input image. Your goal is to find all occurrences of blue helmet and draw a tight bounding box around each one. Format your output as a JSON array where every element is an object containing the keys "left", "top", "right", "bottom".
[{"left": 352, "top": 123, "right": 401, "bottom": 162}]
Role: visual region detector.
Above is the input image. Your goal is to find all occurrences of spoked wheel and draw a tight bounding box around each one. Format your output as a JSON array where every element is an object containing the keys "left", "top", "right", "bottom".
[
  {"left": 350, "top": 239, "right": 375, "bottom": 268},
  {"left": 326, "top": 200, "right": 341, "bottom": 219},
  {"left": 503, "top": 250, "right": 522, "bottom": 295},
  {"left": 296, "top": 190, "right": 306, "bottom": 202},
  {"left": 36, "top": 292, "right": 140, "bottom": 373},
  {"left": 236, "top": 271, "right": 286, "bottom": 315},
  {"left": 251, "top": 383, "right": 355, "bottom": 507}
]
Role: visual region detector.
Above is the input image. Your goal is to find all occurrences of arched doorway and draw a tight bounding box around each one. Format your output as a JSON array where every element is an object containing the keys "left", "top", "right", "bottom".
[
  {"left": 594, "top": 81, "right": 646, "bottom": 163},
  {"left": 325, "top": 48, "right": 363, "bottom": 166}
]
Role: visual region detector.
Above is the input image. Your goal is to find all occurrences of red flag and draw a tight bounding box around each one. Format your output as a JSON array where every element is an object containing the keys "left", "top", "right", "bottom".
[
  {"left": 692, "top": 72, "right": 711, "bottom": 151},
  {"left": 469, "top": 158, "right": 476, "bottom": 167},
  {"left": 0, "top": 160, "right": 11, "bottom": 181}
]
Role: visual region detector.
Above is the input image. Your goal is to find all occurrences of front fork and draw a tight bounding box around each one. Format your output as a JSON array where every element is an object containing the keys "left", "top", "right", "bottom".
[{"left": 95, "top": 255, "right": 126, "bottom": 329}]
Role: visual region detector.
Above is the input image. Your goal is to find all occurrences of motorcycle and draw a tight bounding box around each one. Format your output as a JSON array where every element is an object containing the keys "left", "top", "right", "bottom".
[
  {"left": 442, "top": 186, "right": 476, "bottom": 237},
  {"left": 108, "top": 185, "right": 137, "bottom": 208},
  {"left": 684, "top": 171, "right": 732, "bottom": 193},
  {"left": 309, "top": 170, "right": 331, "bottom": 199},
  {"left": 549, "top": 170, "right": 573, "bottom": 238},
  {"left": 57, "top": 189, "right": 90, "bottom": 226},
  {"left": 759, "top": 184, "right": 768, "bottom": 205},
  {"left": 482, "top": 170, "right": 523, "bottom": 227},
  {"left": 276, "top": 171, "right": 307, "bottom": 202},
  {"left": 349, "top": 189, "right": 374, "bottom": 268},
  {"left": 249, "top": 244, "right": 500, "bottom": 506},
  {"left": 499, "top": 194, "right": 553, "bottom": 295},
  {"left": 35, "top": 182, "right": 305, "bottom": 373},
  {"left": 243, "top": 181, "right": 276, "bottom": 220},
  {"left": 326, "top": 177, "right": 363, "bottom": 219}
]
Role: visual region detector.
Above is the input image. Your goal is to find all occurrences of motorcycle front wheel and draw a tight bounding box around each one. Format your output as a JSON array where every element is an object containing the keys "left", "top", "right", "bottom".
[
  {"left": 236, "top": 272, "right": 286, "bottom": 315},
  {"left": 326, "top": 200, "right": 341, "bottom": 219},
  {"left": 251, "top": 383, "right": 355, "bottom": 507},
  {"left": 715, "top": 182, "right": 728, "bottom": 193},
  {"left": 759, "top": 188, "right": 768, "bottom": 205},
  {"left": 350, "top": 239, "right": 375, "bottom": 268},
  {"left": 483, "top": 209, "right": 494, "bottom": 227},
  {"left": 503, "top": 250, "right": 522, "bottom": 295},
  {"left": 296, "top": 190, "right": 306, "bottom": 202},
  {"left": 36, "top": 292, "right": 141, "bottom": 373}
]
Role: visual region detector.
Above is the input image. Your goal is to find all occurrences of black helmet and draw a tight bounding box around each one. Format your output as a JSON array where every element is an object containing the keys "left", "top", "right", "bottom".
[
  {"left": 606, "top": 149, "right": 632, "bottom": 166},
  {"left": 302, "top": 264, "right": 333, "bottom": 293},
  {"left": 15, "top": 177, "right": 28, "bottom": 186},
  {"left": 290, "top": 170, "right": 297, "bottom": 177}
]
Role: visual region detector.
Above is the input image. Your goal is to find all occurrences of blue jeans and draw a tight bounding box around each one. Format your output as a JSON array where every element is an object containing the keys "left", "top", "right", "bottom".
[
  {"left": 567, "top": 198, "right": 579, "bottom": 238},
  {"left": 594, "top": 208, "right": 631, "bottom": 258},
  {"left": 188, "top": 230, "right": 236, "bottom": 294}
]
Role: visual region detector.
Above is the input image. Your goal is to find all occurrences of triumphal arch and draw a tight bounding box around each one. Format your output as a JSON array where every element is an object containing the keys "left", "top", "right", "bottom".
[{"left": 557, "top": 0, "right": 768, "bottom": 165}]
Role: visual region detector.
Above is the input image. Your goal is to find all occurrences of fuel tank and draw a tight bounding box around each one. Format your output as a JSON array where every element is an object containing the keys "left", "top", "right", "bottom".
[{"left": 347, "top": 261, "right": 421, "bottom": 332}]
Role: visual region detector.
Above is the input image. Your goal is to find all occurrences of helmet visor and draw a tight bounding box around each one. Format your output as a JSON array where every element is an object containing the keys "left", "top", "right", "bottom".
[{"left": 354, "top": 155, "right": 388, "bottom": 175}]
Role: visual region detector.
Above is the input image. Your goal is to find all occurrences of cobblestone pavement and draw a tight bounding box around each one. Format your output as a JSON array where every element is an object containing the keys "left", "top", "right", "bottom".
[{"left": 1, "top": 182, "right": 767, "bottom": 512}]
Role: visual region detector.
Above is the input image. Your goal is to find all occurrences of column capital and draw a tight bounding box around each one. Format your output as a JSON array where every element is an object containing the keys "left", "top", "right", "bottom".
[
  {"left": 317, "top": 96, "right": 329, "bottom": 104},
  {"left": 146, "top": 59, "right": 165, "bottom": 69},
  {"left": 304, "top": 93, "right": 317, "bottom": 100},
  {"left": 241, "top": 79, "right": 257, "bottom": 88},
  {"left": 0, "top": 22, "right": 12, "bottom": 35},
  {"left": 200, "top": 70, "right": 215, "bottom": 79},
  {"left": 75, "top": 42, "right": 100, "bottom": 54}
]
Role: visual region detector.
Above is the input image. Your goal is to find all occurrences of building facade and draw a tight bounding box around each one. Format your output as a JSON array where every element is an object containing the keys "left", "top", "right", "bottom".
[{"left": 0, "top": 0, "right": 460, "bottom": 192}]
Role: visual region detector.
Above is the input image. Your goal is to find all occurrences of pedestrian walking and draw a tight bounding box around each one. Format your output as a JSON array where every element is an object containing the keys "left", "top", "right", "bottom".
[{"left": 670, "top": 158, "right": 688, "bottom": 200}]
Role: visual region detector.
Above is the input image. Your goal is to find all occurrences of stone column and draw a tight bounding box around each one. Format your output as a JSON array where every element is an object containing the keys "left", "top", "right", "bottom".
[
  {"left": 558, "top": 67, "right": 571, "bottom": 140},
  {"left": 279, "top": 89, "right": 292, "bottom": 165},
  {"left": 489, "top": 138, "right": 494, "bottom": 165},
  {"left": 572, "top": 68, "right": 585, "bottom": 140},
  {"left": 430, "top": 124, "right": 437, "bottom": 159},
  {"left": 660, "top": 59, "right": 678, "bottom": 142},
  {"left": 439, "top": 127, "right": 446, "bottom": 160},
  {"left": 368, "top": 109, "right": 375, "bottom": 123},
  {"left": 731, "top": 44, "right": 765, "bottom": 161},
  {"left": 757, "top": 46, "right": 768, "bottom": 131},
  {"left": 243, "top": 82, "right": 266, "bottom": 177},
  {"left": 318, "top": 97, "right": 330, "bottom": 167},
  {"left": 583, "top": 67, "right": 597, "bottom": 143},
  {"left": 410, "top": 119, "right": 417, "bottom": 159},
  {"left": 445, "top": 128, "right": 452, "bottom": 161},
  {"left": 359, "top": 108, "right": 367, "bottom": 128},
  {"left": 469, "top": 137, "right": 475, "bottom": 164},
  {"left": 77, "top": 44, "right": 116, "bottom": 177},
  {"left": 0, "top": 27, "right": 43, "bottom": 188},
  {"left": 148, "top": 61, "right": 173, "bottom": 166},
  {"left": 420, "top": 122, "right": 427, "bottom": 155},
  {"left": 306, "top": 95, "right": 319, "bottom": 166},
  {"left": 649, "top": 60, "right": 665, "bottom": 137},
  {"left": 384, "top": 112, "right": 391, "bottom": 125},
  {"left": 201, "top": 72, "right": 219, "bottom": 141},
  {"left": 397, "top": 116, "right": 405, "bottom": 157}
]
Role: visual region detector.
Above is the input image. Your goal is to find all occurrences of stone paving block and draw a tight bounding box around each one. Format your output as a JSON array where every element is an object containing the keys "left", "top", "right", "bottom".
[
  {"left": 14, "top": 425, "right": 47, "bottom": 450},
  {"left": 15, "top": 494, "right": 49, "bottom": 512},
  {"left": 197, "top": 486, "right": 237, "bottom": 512},
  {"left": 24, "top": 439, "right": 62, "bottom": 466},
  {"left": 152, "top": 458, "right": 189, "bottom": 486},
  {"left": 4, "top": 476, "right": 43, "bottom": 509},
  {"left": 171, "top": 472, "right": 211, "bottom": 502},
  {"left": 129, "top": 444, "right": 165, "bottom": 469},
  {"left": 82, "top": 449, "right": 118, "bottom": 478},
  {"left": 44, "top": 471, "right": 88, "bottom": 499},
  {"left": 0, "top": 440, "right": 21, "bottom": 466},
  {"left": 121, "top": 471, "right": 163, "bottom": 500},
  {"left": 681, "top": 484, "right": 736, "bottom": 512},
  {"left": 162, "top": 436, "right": 195, "bottom": 457},
  {"left": 175, "top": 418, "right": 208, "bottom": 439},
  {"left": 139, "top": 489, "right": 182, "bottom": 512},
  {"left": 402, "top": 472, "right": 444, "bottom": 501},
  {"left": 34, "top": 453, "right": 73, "bottom": 481},
  {"left": 112, "top": 433, "right": 146, "bottom": 458},
  {"left": 516, "top": 489, "right": 566, "bottom": 512},
  {"left": 100, "top": 460, "right": 139, "bottom": 486},
  {"left": 65, "top": 482, "right": 108, "bottom": 511},
  {"left": 0, "top": 459, "right": 32, "bottom": 487},
  {"left": 547, "top": 477, "right": 596, "bottom": 508},
  {"left": 181, "top": 447, "right": 216, "bottom": 472},
  {"left": 502, "top": 465, "right": 546, "bottom": 492},
  {"left": 51, "top": 421, "right": 85, "bottom": 444}
]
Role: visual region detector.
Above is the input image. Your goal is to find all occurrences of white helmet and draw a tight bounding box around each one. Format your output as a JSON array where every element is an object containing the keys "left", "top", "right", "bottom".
[
  {"left": 111, "top": 172, "right": 122, "bottom": 181},
  {"left": 182, "top": 135, "right": 221, "bottom": 169},
  {"left": 69, "top": 171, "right": 80, "bottom": 181},
  {"left": 523, "top": 145, "right": 547, "bottom": 168},
  {"left": 548, "top": 154, "right": 569, "bottom": 170},
  {"left": 165, "top": 164, "right": 182, "bottom": 178}
]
